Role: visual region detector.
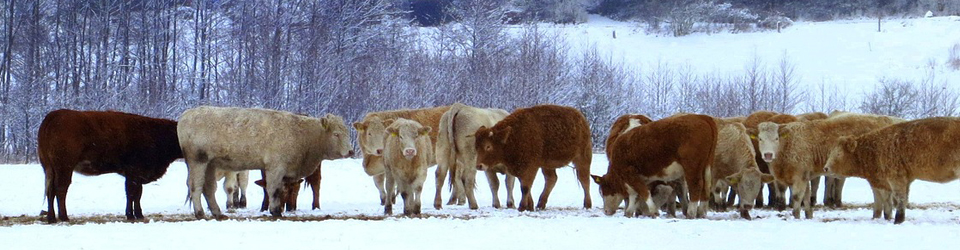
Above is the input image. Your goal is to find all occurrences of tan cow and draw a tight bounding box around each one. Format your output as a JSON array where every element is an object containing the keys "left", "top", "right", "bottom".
[
  {"left": 593, "top": 114, "right": 718, "bottom": 218},
  {"left": 382, "top": 118, "right": 434, "bottom": 215},
  {"left": 709, "top": 119, "right": 774, "bottom": 219},
  {"left": 474, "top": 104, "right": 593, "bottom": 212},
  {"left": 178, "top": 106, "right": 353, "bottom": 219},
  {"left": 756, "top": 113, "right": 902, "bottom": 219},
  {"left": 824, "top": 117, "right": 960, "bottom": 224},
  {"left": 434, "top": 103, "right": 515, "bottom": 210},
  {"left": 353, "top": 106, "right": 450, "bottom": 206}
]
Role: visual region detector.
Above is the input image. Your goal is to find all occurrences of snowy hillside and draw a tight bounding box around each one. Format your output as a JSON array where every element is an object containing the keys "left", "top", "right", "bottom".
[{"left": 543, "top": 15, "right": 960, "bottom": 99}]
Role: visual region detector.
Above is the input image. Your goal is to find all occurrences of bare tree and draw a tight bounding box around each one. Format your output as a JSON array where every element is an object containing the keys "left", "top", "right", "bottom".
[{"left": 860, "top": 78, "right": 919, "bottom": 118}]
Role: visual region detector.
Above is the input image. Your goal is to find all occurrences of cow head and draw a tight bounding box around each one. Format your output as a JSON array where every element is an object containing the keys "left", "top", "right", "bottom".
[
  {"left": 591, "top": 174, "right": 626, "bottom": 216},
  {"left": 254, "top": 178, "right": 304, "bottom": 212},
  {"left": 354, "top": 117, "right": 388, "bottom": 157},
  {"left": 757, "top": 122, "right": 786, "bottom": 163},
  {"left": 473, "top": 125, "right": 512, "bottom": 171},
  {"left": 384, "top": 118, "right": 431, "bottom": 160},
  {"left": 724, "top": 167, "right": 774, "bottom": 219},
  {"left": 824, "top": 136, "right": 858, "bottom": 177},
  {"left": 321, "top": 114, "right": 355, "bottom": 159}
]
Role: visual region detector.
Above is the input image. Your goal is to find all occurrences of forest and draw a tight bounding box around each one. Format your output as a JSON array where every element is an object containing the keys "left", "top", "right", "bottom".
[{"left": 0, "top": 0, "right": 958, "bottom": 162}]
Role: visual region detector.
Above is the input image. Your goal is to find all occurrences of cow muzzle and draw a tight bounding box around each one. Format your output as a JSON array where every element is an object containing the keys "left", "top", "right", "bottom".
[
  {"left": 403, "top": 148, "right": 417, "bottom": 159},
  {"left": 762, "top": 153, "right": 775, "bottom": 162}
]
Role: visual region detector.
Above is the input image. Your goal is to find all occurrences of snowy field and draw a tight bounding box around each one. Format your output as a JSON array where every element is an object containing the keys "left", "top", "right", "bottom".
[
  {"left": 3, "top": 16, "right": 960, "bottom": 249},
  {"left": 2, "top": 154, "right": 960, "bottom": 249}
]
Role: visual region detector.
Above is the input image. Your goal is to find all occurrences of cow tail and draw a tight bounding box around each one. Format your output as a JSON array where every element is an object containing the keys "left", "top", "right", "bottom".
[
  {"left": 704, "top": 115, "right": 720, "bottom": 199},
  {"left": 443, "top": 103, "right": 464, "bottom": 191}
]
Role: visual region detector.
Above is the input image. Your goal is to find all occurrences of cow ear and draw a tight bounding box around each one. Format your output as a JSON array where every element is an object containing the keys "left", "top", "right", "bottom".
[
  {"left": 387, "top": 127, "right": 399, "bottom": 136},
  {"left": 383, "top": 118, "right": 395, "bottom": 126},
  {"left": 760, "top": 173, "right": 775, "bottom": 183},
  {"left": 725, "top": 172, "right": 743, "bottom": 185},
  {"left": 638, "top": 115, "right": 653, "bottom": 124},
  {"left": 296, "top": 179, "right": 305, "bottom": 184},
  {"left": 418, "top": 126, "right": 431, "bottom": 136},
  {"left": 746, "top": 128, "right": 758, "bottom": 139},
  {"left": 842, "top": 137, "right": 857, "bottom": 152},
  {"left": 353, "top": 122, "right": 366, "bottom": 131},
  {"left": 500, "top": 126, "right": 512, "bottom": 144},
  {"left": 591, "top": 175, "right": 603, "bottom": 185},
  {"left": 778, "top": 125, "right": 790, "bottom": 139},
  {"left": 254, "top": 180, "right": 266, "bottom": 187}
]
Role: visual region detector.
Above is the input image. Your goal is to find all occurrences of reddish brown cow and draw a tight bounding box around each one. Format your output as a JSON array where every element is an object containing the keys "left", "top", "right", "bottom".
[
  {"left": 37, "top": 109, "right": 183, "bottom": 223},
  {"left": 593, "top": 114, "right": 718, "bottom": 218},
  {"left": 474, "top": 104, "right": 593, "bottom": 212}
]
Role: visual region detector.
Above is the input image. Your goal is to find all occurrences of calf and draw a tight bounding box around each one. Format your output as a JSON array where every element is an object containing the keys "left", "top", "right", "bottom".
[
  {"left": 593, "top": 114, "right": 718, "bottom": 218},
  {"left": 37, "top": 109, "right": 183, "bottom": 223},
  {"left": 824, "top": 117, "right": 960, "bottom": 224},
  {"left": 474, "top": 104, "right": 593, "bottom": 212},
  {"left": 382, "top": 118, "right": 434, "bottom": 215},
  {"left": 178, "top": 106, "right": 353, "bottom": 219},
  {"left": 353, "top": 106, "right": 449, "bottom": 205},
  {"left": 434, "top": 103, "right": 515, "bottom": 210},
  {"left": 756, "top": 113, "right": 902, "bottom": 220},
  {"left": 606, "top": 114, "right": 688, "bottom": 217},
  {"left": 708, "top": 119, "right": 773, "bottom": 219}
]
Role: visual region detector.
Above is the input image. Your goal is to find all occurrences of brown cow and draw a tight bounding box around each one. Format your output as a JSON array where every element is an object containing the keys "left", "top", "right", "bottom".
[
  {"left": 757, "top": 113, "right": 902, "bottom": 219},
  {"left": 254, "top": 177, "right": 303, "bottom": 212},
  {"left": 434, "top": 103, "right": 515, "bottom": 210},
  {"left": 382, "top": 118, "right": 434, "bottom": 215},
  {"left": 474, "top": 104, "right": 593, "bottom": 212},
  {"left": 824, "top": 117, "right": 960, "bottom": 224},
  {"left": 353, "top": 106, "right": 450, "bottom": 205},
  {"left": 797, "top": 111, "right": 846, "bottom": 208},
  {"left": 605, "top": 114, "right": 687, "bottom": 217},
  {"left": 593, "top": 114, "right": 718, "bottom": 218},
  {"left": 797, "top": 112, "right": 828, "bottom": 121},
  {"left": 37, "top": 109, "right": 183, "bottom": 223}
]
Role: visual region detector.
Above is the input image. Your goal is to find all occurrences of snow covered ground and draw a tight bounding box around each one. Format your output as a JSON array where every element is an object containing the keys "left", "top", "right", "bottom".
[
  {"left": 2, "top": 154, "right": 960, "bottom": 249},
  {"left": 535, "top": 15, "right": 960, "bottom": 100},
  {"left": 3, "top": 16, "right": 960, "bottom": 249}
]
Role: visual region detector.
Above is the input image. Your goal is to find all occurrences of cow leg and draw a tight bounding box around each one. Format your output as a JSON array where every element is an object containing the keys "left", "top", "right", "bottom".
[
  {"left": 788, "top": 181, "right": 809, "bottom": 219},
  {"left": 237, "top": 171, "right": 249, "bottom": 209},
  {"left": 223, "top": 173, "right": 238, "bottom": 211},
  {"left": 536, "top": 168, "right": 558, "bottom": 211},
  {"left": 754, "top": 185, "right": 764, "bottom": 209},
  {"left": 463, "top": 166, "right": 479, "bottom": 210},
  {"left": 43, "top": 167, "right": 59, "bottom": 223},
  {"left": 809, "top": 176, "right": 820, "bottom": 206},
  {"left": 686, "top": 176, "right": 708, "bottom": 219},
  {"left": 373, "top": 174, "right": 387, "bottom": 205},
  {"left": 304, "top": 167, "right": 321, "bottom": 210},
  {"left": 263, "top": 169, "right": 285, "bottom": 218},
  {"left": 892, "top": 182, "right": 910, "bottom": 224},
  {"left": 202, "top": 166, "right": 225, "bottom": 219},
  {"left": 487, "top": 171, "right": 503, "bottom": 208},
  {"left": 187, "top": 161, "right": 209, "bottom": 219},
  {"left": 124, "top": 179, "right": 144, "bottom": 220},
  {"left": 400, "top": 182, "right": 412, "bottom": 216},
  {"left": 623, "top": 184, "right": 641, "bottom": 218},
  {"left": 772, "top": 181, "right": 788, "bottom": 211},
  {"left": 869, "top": 185, "right": 886, "bottom": 219},
  {"left": 434, "top": 159, "right": 448, "bottom": 209},
  {"left": 504, "top": 174, "right": 516, "bottom": 208},
  {"left": 824, "top": 176, "right": 836, "bottom": 207},
  {"left": 803, "top": 181, "right": 814, "bottom": 219},
  {"left": 834, "top": 177, "right": 846, "bottom": 208},
  {"left": 384, "top": 168, "right": 396, "bottom": 215},
  {"left": 517, "top": 168, "right": 537, "bottom": 212}
]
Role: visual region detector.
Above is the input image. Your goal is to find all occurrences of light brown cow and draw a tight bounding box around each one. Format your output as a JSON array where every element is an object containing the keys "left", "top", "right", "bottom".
[
  {"left": 178, "top": 106, "right": 353, "bottom": 219},
  {"left": 593, "top": 114, "right": 718, "bottom": 218},
  {"left": 797, "top": 112, "right": 828, "bottom": 121},
  {"left": 743, "top": 110, "right": 787, "bottom": 210},
  {"left": 434, "top": 103, "right": 515, "bottom": 210},
  {"left": 824, "top": 117, "right": 960, "bottom": 224},
  {"left": 353, "top": 106, "right": 450, "bottom": 206},
  {"left": 756, "top": 113, "right": 902, "bottom": 219},
  {"left": 474, "top": 104, "right": 593, "bottom": 212},
  {"left": 382, "top": 118, "right": 434, "bottom": 215},
  {"left": 708, "top": 119, "right": 773, "bottom": 219}
]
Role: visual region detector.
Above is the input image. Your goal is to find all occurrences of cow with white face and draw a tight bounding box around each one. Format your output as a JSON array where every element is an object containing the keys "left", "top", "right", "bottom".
[{"left": 382, "top": 118, "right": 434, "bottom": 216}]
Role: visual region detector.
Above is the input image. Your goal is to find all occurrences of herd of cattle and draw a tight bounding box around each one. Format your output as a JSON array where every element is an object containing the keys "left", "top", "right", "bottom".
[{"left": 30, "top": 103, "right": 960, "bottom": 225}]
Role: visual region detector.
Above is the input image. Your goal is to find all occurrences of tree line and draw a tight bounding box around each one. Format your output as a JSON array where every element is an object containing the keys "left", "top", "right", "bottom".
[{"left": 0, "top": 0, "right": 957, "bottom": 163}]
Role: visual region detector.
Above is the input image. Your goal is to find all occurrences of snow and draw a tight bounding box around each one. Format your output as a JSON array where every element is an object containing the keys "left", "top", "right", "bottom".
[
  {"left": 527, "top": 15, "right": 960, "bottom": 100},
  {"left": 4, "top": 16, "right": 960, "bottom": 249},
  {"left": 3, "top": 154, "right": 960, "bottom": 249}
]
